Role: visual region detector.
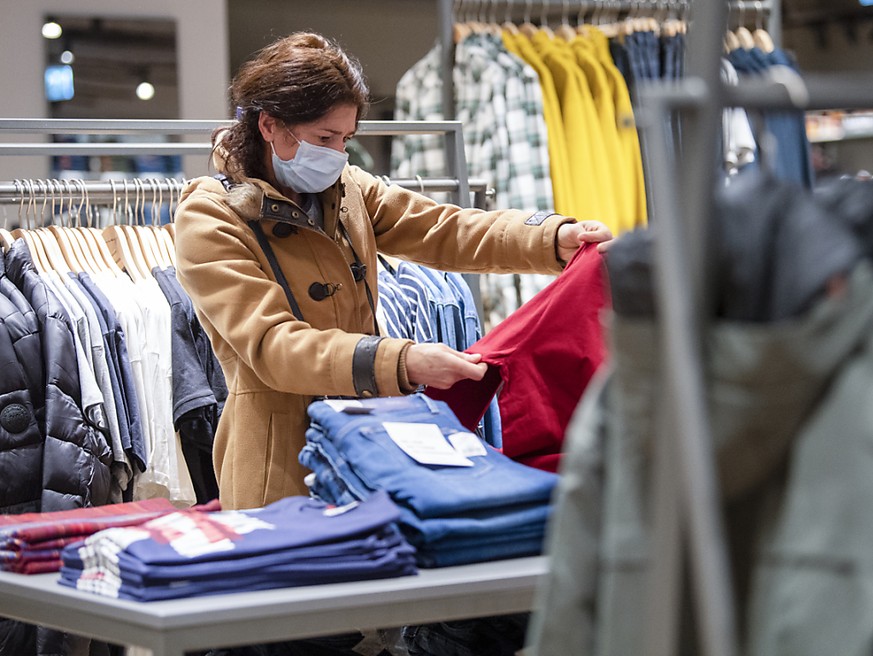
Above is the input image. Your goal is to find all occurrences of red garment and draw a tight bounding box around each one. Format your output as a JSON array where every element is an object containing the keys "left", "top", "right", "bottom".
[{"left": 426, "top": 245, "right": 609, "bottom": 472}]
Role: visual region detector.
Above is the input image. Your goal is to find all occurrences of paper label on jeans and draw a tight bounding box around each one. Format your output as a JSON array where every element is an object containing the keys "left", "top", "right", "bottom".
[
  {"left": 383, "top": 422, "right": 474, "bottom": 467},
  {"left": 324, "top": 399, "right": 365, "bottom": 412},
  {"left": 448, "top": 431, "right": 488, "bottom": 457}
]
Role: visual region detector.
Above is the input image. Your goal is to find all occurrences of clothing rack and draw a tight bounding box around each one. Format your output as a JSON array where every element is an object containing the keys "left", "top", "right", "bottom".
[
  {"left": 0, "top": 118, "right": 494, "bottom": 214},
  {"left": 0, "top": 177, "right": 493, "bottom": 211},
  {"left": 0, "top": 118, "right": 490, "bottom": 316},
  {"left": 435, "top": 0, "right": 779, "bottom": 118},
  {"left": 634, "top": 0, "right": 873, "bottom": 652},
  {"left": 0, "top": 119, "right": 479, "bottom": 208}
]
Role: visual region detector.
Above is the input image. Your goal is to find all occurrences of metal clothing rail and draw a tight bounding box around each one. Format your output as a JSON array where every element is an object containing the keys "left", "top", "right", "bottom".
[
  {"left": 634, "top": 10, "right": 873, "bottom": 656},
  {"left": 0, "top": 177, "right": 493, "bottom": 209},
  {"left": 0, "top": 117, "right": 487, "bottom": 316},
  {"left": 0, "top": 119, "right": 473, "bottom": 207}
]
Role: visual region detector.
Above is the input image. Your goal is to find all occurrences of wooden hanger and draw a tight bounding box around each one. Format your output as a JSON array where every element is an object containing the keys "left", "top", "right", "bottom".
[
  {"left": 45, "top": 180, "right": 87, "bottom": 273},
  {"left": 104, "top": 225, "right": 148, "bottom": 281},
  {"left": 753, "top": 27, "right": 774, "bottom": 53},
  {"left": 752, "top": 3, "right": 775, "bottom": 53},
  {"left": 0, "top": 190, "right": 14, "bottom": 252},
  {"left": 142, "top": 180, "right": 174, "bottom": 267},
  {"left": 35, "top": 227, "right": 74, "bottom": 275},
  {"left": 556, "top": 0, "right": 577, "bottom": 42},
  {"left": 84, "top": 227, "right": 124, "bottom": 276},
  {"left": 724, "top": 28, "right": 741, "bottom": 53},
  {"left": 150, "top": 225, "right": 176, "bottom": 267},
  {"left": 127, "top": 180, "right": 163, "bottom": 272},
  {"left": 163, "top": 178, "right": 180, "bottom": 242},
  {"left": 518, "top": 0, "right": 539, "bottom": 36},
  {"left": 538, "top": 2, "right": 555, "bottom": 39},
  {"left": 102, "top": 179, "right": 149, "bottom": 281},
  {"left": 735, "top": 25, "right": 756, "bottom": 50},
  {"left": 11, "top": 180, "right": 51, "bottom": 273},
  {"left": 62, "top": 180, "right": 105, "bottom": 274},
  {"left": 0, "top": 228, "right": 13, "bottom": 252}
]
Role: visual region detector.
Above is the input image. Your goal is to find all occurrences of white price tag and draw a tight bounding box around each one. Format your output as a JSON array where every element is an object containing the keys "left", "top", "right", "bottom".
[
  {"left": 448, "top": 431, "right": 488, "bottom": 457},
  {"left": 324, "top": 399, "right": 365, "bottom": 412},
  {"left": 383, "top": 422, "right": 474, "bottom": 467}
]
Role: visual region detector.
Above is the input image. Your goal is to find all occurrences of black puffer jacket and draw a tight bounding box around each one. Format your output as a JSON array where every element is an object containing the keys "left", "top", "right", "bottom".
[
  {"left": 5, "top": 240, "right": 112, "bottom": 511},
  {"left": 1, "top": 242, "right": 113, "bottom": 656},
  {"left": 0, "top": 250, "right": 44, "bottom": 513}
]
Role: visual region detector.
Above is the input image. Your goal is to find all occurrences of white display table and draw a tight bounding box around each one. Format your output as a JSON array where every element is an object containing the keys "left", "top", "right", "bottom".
[{"left": 0, "top": 556, "right": 547, "bottom": 656}]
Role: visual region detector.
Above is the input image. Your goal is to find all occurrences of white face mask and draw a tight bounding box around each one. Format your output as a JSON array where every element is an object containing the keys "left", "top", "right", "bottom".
[{"left": 270, "top": 133, "right": 349, "bottom": 194}]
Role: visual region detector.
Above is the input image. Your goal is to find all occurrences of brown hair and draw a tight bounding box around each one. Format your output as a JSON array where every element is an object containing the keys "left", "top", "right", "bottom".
[{"left": 216, "top": 32, "right": 369, "bottom": 180}]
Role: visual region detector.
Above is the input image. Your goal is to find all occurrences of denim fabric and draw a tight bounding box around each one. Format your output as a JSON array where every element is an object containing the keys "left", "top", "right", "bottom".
[
  {"left": 302, "top": 395, "right": 555, "bottom": 566},
  {"left": 609, "top": 41, "right": 633, "bottom": 91},
  {"left": 660, "top": 34, "right": 683, "bottom": 80},
  {"left": 402, "top": 614, "right": 528, "bottom": 656},
  {"left": 444, "top": 272, "right": 503, "bottom": 448},
  {"left": 728, "top": 47, "right": 814, "bottom": 189},
  {"left": 415, "top": 266, "right": 464, "bottom": 351},
  {"left": 305, "top": 395, "right": 557, "bottom": 518},
  {"left": 642, "top": 30, "right": 661, "bottom": 79},
  {"left": 301, "top": 441, "right": 550, "bottom": 544},
  {"left": 414, "top": 535, "right": 546, "bottom": 568},
  {"left": 198, "top": 631, "right": 368, "bottom": 656}
]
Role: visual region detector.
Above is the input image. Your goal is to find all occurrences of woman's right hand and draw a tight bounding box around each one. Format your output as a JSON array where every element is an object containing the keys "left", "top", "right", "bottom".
[{"left": 405, "top": 343, "right": 487, "bottom": 390}]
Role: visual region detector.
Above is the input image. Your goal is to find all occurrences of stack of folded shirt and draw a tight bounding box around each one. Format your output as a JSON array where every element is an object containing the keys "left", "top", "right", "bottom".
[
  {"left": 299, "top": 394, "right": 559, "bottom": 567},
  {"left": 0, "top": 497, "right": 210, "bottom": 574},
  {"left": 59, "top": 491, "right": 416, "bottom": 601}
]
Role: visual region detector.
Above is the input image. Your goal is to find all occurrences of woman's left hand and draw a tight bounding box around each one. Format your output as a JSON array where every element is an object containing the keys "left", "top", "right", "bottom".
[{"left": 556, "top": 220, "right": 614, "bottom": 263}]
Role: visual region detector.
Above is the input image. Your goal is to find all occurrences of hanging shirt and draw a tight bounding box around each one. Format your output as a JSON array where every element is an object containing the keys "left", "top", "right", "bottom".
[
  {"left": 391, "top": 44, "right": 449, "bottom": 198},
  {"left": 504, "top": 29, "right": 573, "bottom": 215},
  {"left": 587, "top": 27, "right": 648, "bottom": 226}
]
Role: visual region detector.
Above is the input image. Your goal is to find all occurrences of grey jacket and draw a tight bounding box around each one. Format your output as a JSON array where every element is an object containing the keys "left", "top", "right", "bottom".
[{"left": 527, "top": 260, "right": 873, "bottom": 656}]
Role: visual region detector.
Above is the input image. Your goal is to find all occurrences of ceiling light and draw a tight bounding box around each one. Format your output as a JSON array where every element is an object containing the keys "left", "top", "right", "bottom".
[
  {"left": 136, "top": 81, "right": 155, "bottom": 101},
  {"left": 42, "top": 20, "right": 62, "bottom": 39}
]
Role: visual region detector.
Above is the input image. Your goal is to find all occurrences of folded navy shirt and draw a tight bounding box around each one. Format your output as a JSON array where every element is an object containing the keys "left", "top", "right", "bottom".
[{"left": 59, "top": 491, "right": 417, "bottom": 600}]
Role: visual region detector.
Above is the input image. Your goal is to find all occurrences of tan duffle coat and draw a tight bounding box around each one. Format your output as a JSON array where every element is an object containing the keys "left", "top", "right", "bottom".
[{"left": 174, "top": 165, "right": 571, "bottom": 509}]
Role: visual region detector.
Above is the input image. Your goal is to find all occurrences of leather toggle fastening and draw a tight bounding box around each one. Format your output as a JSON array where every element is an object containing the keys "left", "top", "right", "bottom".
[
  {"left": 272, "top": 223, "right": 296, "bottom": 238},
  {"left": 350, "top": 262, "right": 367, "bottom": 282},
  {"left": 309, "top": 282, "right": 343, "bottom": 301}
]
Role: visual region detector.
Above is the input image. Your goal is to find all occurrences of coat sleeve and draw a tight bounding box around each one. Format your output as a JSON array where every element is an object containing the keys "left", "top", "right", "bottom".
[
  {"left": 350, "top": 167, "right": 573, "bottom": 275},
  {"left": 174, "top": 178, "right": 412, "bottom": 398}
]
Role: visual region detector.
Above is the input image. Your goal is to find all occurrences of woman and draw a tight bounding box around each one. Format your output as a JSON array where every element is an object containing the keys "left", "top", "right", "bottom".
[{"left": 174, "top": 32, "right": 612, "bottom": 511}]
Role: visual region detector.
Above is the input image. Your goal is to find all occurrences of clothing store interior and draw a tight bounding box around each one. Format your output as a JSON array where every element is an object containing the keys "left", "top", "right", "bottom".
[{"left": 0, "top": 0, "right": 872, "bottom": 655}]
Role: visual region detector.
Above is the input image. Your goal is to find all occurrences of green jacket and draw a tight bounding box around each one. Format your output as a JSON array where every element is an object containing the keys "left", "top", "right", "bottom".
[{"left": 528, "top": 261, "right": 873, "bottom": 656}]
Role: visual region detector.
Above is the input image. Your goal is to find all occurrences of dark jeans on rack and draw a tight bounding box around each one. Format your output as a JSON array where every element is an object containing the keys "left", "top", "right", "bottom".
[
  {"left": 401, "top": 614, "right": 529, "bottom": 656},
  {"left": 192, "top": 632, "right": 383, "bottom": 656}
]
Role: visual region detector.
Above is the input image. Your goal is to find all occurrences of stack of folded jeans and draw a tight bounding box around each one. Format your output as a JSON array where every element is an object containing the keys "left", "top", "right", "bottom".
[
  {"left": 299, "top": 394, "right": 558, "bottom": 567},
  {"left": 58, "top": 491, "right": 416, "bottom": 601}
]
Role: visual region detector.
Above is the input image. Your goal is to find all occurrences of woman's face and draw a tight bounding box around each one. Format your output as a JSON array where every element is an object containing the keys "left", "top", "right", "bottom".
[{"left": 260, "top": 103, "right": 358, "bottom": 161}]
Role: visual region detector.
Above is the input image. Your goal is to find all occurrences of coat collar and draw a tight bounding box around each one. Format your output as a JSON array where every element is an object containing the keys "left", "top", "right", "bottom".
[{"left": 222, "top": 174, "right": 345, "bottom": 238}]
